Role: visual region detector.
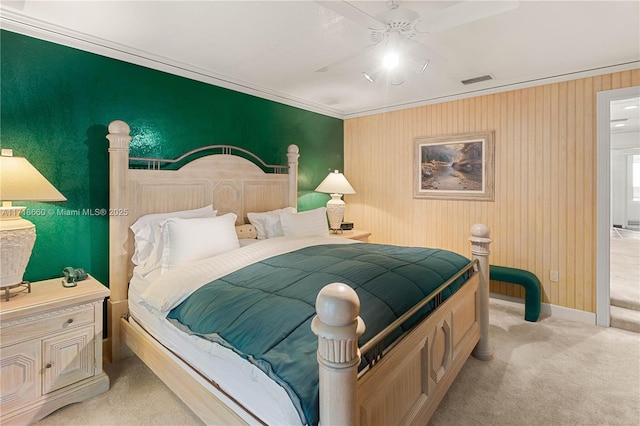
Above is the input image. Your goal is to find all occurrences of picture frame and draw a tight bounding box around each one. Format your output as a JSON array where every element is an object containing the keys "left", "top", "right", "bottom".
[{"left": 413, "top": 131, "right": 495, "bottom": 201}]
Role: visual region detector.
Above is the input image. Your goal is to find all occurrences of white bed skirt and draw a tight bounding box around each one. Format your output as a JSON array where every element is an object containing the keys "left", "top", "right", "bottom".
[{"left": 128, "top": 273, "right": 303, "bottom": 425}]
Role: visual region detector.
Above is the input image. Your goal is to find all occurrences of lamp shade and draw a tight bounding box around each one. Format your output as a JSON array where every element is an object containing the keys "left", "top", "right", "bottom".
[
  {"left": 1, "top": 150, "right": 66, "bottom": 292},
  {"left": 315, "top": 170, "right": 356, "bottom": 195},
  {"left": 0, "top": 153, "right": 66, "bottom": 202}
]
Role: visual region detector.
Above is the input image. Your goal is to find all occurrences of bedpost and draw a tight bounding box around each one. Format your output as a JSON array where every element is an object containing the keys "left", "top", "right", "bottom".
[
  {"left": 312, "top": 283, "right": 365, "bottom": 426},
  {"left": 470, "top": 223, "right": 493, "bottom": 361},
  {"left": 287, "top": 144, "right": 299, "bottom": 208},
  {"left": 106, "top": 120, "right": 132, "bottom": 362}
]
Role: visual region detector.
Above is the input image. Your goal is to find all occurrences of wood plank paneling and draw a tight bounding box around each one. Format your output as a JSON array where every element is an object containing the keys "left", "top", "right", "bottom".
[{"left": 344, "top": 69, "right": 640, "bottom": 312}]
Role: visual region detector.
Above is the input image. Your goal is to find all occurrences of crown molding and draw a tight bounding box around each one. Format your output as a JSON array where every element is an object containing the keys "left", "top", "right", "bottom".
[{"left": 343, "top": 61, "right": 640, "bottom": 119}]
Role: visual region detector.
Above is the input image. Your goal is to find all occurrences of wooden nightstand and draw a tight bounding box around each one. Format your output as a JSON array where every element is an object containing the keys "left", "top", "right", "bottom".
[
  {"left": 329, "top": 229, "right": 371, "bottom": 242},
  {"left": 0, "top": 276, "right": 110, "bottom": 425}
]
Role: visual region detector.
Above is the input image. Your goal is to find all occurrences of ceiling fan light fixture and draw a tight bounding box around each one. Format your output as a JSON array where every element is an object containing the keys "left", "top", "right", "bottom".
[
  {"left": 362, "top": 71, "right": 375, "bottom": 83},
  {"left": 416, "top": 58, "right": 430, "bottom": 74},
  {"left": 389, "top": 69, "right": 405, "bottom": 86},
  {"left": 382, "top": 51, "right": 399, "bottom": 70}
]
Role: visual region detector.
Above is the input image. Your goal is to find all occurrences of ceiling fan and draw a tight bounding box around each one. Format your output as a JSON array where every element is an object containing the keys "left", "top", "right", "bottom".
[{"left": 315, "top": 0, "right": 520, "bottom": 85}]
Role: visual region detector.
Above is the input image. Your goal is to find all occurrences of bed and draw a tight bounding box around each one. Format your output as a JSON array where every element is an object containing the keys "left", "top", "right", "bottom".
[{"left": 105, "top": 120, "right": 493, "bottom": 425}]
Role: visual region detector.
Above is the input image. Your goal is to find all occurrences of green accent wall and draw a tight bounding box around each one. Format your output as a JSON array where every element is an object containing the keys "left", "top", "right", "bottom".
[{"left": 1, "top": 30, "right": 343, "bottom": 286}]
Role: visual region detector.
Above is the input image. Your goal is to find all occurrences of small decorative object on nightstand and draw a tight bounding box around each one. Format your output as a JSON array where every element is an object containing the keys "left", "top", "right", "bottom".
[
  {"left": 329, "top": 229, "right": 371, "bottom": 242},
  {"left": 340, "top": 222, "right": 354, "bottom": 231},
  {"left": 0, "top": 275, "right": 110, "bottom": 425}
]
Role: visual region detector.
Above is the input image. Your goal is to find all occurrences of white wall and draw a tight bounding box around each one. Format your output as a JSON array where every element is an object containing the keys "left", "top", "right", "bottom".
[
  {"left": 611, "top": 149, "right": 627, "bottom": 226},
  {"left": 628, "top": 154, "right": 640, "bottom": 225},
  {"left": 611, "top": 131, "right": 640, "bottom": 227}
]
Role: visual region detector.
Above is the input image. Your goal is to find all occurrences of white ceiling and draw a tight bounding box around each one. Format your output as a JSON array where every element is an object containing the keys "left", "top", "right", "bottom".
[
  {"left": 1, "top": 0, "right": 639, "bottom": 119},
  {"left": 611, "top": 97, "right": 640, "bottom": 139}
]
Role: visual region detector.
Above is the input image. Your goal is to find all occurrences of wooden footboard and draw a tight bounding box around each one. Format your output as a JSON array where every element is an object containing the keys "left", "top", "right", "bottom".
[
  {"left": 312, "top": 224, "right": 492, "bottom": 425},
  {"left": 357, "top": 273, "right": 479, "bottom": 425}
]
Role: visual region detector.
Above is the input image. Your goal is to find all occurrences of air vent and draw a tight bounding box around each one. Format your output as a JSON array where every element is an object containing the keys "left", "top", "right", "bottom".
[{"left": 461, "top": 74, "right": 494, "bottom": 85}]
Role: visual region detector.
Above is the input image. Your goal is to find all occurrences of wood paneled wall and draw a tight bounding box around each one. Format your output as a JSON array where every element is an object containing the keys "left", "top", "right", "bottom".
[{"left": 344, "top": 69, "right": 640, "bottom": 312}]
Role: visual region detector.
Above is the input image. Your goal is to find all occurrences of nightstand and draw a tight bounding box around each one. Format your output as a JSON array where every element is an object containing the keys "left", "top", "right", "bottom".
[
  {"left": 0, "top": 276, "right": 110, "bottom": 425},
  {"left": 329, "top": 229, "right": 371, "bottom": 242}
]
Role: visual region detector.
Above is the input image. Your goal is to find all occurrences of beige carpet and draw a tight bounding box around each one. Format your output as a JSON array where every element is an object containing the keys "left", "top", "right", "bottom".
[
  {"left": 610, "top": 229, "right": 640, "bottom": 310},
  {"left": 36, "top": 300, "right": 640, "bottom": 426},
  {"left": 429, "top": 301, "right": 640, "bottom": 426}
]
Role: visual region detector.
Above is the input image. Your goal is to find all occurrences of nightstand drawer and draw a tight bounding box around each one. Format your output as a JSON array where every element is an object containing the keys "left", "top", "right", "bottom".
[{"left": 0, "top": 305, "right": 94, "bottom": 347}]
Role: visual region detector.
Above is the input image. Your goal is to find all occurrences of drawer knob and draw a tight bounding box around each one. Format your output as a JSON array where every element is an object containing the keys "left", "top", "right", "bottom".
[
  {"left": 45, "top": 363, "right": 52, "bottom": 369},
  {"left": 66, "top": 318, "right": 74, "bottom": 324}
]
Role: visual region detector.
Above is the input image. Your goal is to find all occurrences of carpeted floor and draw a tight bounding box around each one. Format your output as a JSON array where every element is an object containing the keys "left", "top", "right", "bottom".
[
  {"left": 610, "top": 228, "right": 640, "bottom": 310},
  {"left": 36, "top": 300, "right": 640, "bottom": 426},
  {"left": 429, "top": 301, "right": 640, "bottom": 426}
]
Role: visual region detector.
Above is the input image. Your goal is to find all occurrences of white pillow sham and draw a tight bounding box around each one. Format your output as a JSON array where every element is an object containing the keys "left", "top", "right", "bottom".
[
  {"left": 247, "top": 207, "right": 296, "bottom": 239},
  {"left": 280, "top": 207, "right": 329, "bottom": 238},
  {"left": 160, "top": 213, "right": 240, "bottom": 271},
  {"left": 130, "top": 205, "right": 217, "bottom": 271}
]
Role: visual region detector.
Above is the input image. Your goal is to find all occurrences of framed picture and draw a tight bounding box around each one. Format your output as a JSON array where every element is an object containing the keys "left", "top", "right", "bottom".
[{"left": 413, "top": 131, "right": 495, "bottom": 201}]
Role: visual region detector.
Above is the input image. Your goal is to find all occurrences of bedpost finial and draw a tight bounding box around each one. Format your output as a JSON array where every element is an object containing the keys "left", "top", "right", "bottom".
[
  {"left": 108, "top": 120, "right": 131, "bottom": 136},
  {"left": 470, "top": 223, "right": 490, "bottom": 238},
  {"left": 315, "top": 283, "right": 360, "bottom": 327},
  {"left": 287, "top": 144, "right": 299, "bottom": 155},
  {"left": 313, "top": 283, "right": 363, "bottom": 425},
  {"left": 107, "top": 120, "right": 132, "bottom": 151}
]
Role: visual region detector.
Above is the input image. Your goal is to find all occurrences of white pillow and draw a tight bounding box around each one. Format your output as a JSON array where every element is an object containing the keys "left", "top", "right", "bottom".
[
  {"left": 280, "top": 207, "right": 329, "bottom": 238},
  {"left": 160, "top": 213, "right": 240, "bottom": 270},
  {"left": 130, "top": 205, "right": 217, "bottom": 271},
  {"left": 247, "top": 207, "right": 296, "bottom": 239}
]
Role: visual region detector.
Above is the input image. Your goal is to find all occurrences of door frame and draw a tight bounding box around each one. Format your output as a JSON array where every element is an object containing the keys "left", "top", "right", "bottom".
[{"left": 596, "top": 85, "right": 640, "bottom": 327}]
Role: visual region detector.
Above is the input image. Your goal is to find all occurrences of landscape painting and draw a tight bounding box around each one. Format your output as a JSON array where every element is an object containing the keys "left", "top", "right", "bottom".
[{"left": 414, "top": 131, "right": 495, "bottom": 201}]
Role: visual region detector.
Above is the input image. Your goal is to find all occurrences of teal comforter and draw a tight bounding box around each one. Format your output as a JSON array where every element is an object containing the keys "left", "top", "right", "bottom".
[{"left": 167, "top": 243, "right": 470, "bottom": 425}]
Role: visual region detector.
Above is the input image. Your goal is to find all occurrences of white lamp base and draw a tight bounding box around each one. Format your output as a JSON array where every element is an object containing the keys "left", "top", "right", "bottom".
[
  {"left": 0, "top": 206, "right": 36, "bottom": 288},
  {"left": 326, "top": 194, "right": 345, "bottom": 233}
]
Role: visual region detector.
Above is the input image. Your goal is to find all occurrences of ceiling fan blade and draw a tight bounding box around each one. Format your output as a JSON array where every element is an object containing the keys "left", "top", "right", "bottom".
[
  {"left": 415, "top": 1, "right": 519, "bottom": 33},
  {"left": 315, "top": 0, "right": 386, "bottom": 31},
  {"left": 315, "top": 44, "right": 377, "bottom": 72}
]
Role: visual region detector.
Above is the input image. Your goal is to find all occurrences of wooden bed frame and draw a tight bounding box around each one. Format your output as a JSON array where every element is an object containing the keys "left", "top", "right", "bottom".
[{"left": 105, "top": 120, "right": 493, "bottom": 425}]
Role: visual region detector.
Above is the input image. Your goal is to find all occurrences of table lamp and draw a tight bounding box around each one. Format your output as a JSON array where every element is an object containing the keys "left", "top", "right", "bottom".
[
  {"left": 315, "top": 170, "right": 356, "bottom": 233},
  {"left": 0, "top": 149, "right": 66, "bottom": 298}
]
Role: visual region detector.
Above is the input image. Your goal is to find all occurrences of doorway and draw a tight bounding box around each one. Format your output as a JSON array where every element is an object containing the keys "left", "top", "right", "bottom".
[{"left": 596, "top": 86, "right": 640, "bottom": 328}]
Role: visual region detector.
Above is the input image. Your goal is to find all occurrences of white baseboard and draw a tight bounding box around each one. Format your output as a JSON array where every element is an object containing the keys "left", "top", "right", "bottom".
[{"left": 490, "top": 293, "right": 597, "bottom": 325}]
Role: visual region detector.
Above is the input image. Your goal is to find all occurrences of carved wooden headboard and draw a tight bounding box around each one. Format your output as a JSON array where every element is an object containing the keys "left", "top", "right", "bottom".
[{"left": 104, "top": 119, "right": 299, "bottom": 361}]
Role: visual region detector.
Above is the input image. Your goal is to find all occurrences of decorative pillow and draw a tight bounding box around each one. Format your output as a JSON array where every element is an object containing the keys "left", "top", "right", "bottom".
[
  {"left": 247, "top": 207, "right": 296, "bottom": 239},
  {"left": 235, "top": 224, "right": 258, "bottom": 239},
  {"left": 160, "top": 213, "right": 240, "bottom": 270},
  {"left": 280, "top": 207, "right": 329, "bottom": 238},
  {"left": 130, "top": 205, "right": 217, "bottom": 271}
]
